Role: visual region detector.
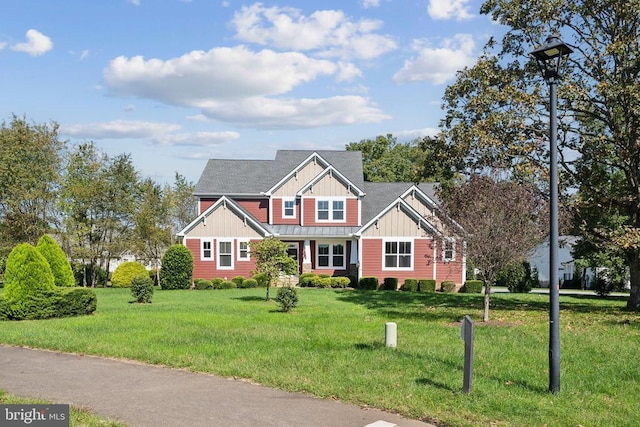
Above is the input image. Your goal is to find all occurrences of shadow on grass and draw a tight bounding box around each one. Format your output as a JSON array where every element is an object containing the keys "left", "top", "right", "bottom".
[
  {"left": 334, "top": 289, "right": 630, "bottom": 320},
  {"left": 231, "top": 296, "right": 267, "bottom": 302}
]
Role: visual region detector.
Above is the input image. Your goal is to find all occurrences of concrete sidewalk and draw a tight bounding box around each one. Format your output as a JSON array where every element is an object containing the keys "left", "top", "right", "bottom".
[{"left": 0, "top": 345, "right": 435, "bottom": 427}]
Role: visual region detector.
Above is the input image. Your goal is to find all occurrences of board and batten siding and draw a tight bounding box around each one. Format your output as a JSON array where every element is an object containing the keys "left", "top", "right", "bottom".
[
  {"left": 271, "top": 160, "right": 325, "bottom": 197},
  {"left": 185, "top": 205, "right": 264, "bottom": 239}
]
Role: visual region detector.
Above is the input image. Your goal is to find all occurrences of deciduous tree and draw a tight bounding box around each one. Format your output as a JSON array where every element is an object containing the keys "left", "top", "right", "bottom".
[{"left": 250, "top": 237, "right": 298, "bottom": 301}]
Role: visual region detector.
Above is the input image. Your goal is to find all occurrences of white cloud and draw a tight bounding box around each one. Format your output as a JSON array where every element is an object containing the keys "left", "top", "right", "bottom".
[
  {"left": 152, "top": 131, "right": 240, "bottom": 146},
  {"left": 361, "top": 0, "right": 381, "bottom": 8},
  {"left": 104, "top": 46, "right": 337, "bottom": 104},
  {"left": 61, "top": 120, "right": 181, "bottom": 139},
  {"left": 129, "top": 0, "right": 141, "bottom": 6},
  {"left": 393, "top": 34, "right": 476, "bottom": 85},
  {"left": 0, "top": 41, "right": 7, "bottom": 50},
  {"left": 394, "top": 127, "right": 440, "bottom": 140},
  {"left": 230, "top": 4, "right": 396, "bottom": 60},
  {"left": 11, "top": 29, "right": 53, "bottom": 56},
  {"left": 427, "top": 0, "right": 474, "bottom": 21},
  {"left": 195, "top": 96, "right": 390, "bottom": 129}
]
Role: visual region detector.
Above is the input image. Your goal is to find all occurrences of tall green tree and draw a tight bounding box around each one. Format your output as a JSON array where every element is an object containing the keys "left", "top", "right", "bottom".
[
  {"left": 346, "top": 134, "right": 421, "bottom": 182},
  {"left": 441, "top": 0, "right": 640, "bottom": 310},
  {"left": 59, "top": 143, "right": 141, "bottom": 286},
  {"left": 0, "top": 115, "right": 65, "bottom": 249},
  {"left": 166, "top": 173, "right": 197, "bottom": 240},
  {"left": 250, "top": 237, "right": 297, "bottom": 301},
  {"left": 133, "top": 178, "right": 173, "bottom": 283}
]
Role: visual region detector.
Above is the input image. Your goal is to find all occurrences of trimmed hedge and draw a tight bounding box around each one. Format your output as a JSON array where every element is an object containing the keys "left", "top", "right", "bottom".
[
  {"left": 402, "top": 279, "right": 418, "bottom": 292},
  {"left": 358, "top": 276, "right": 379, "bottom": 290},
  {"left": 441, "top": 281, "right": 456, "bottom": 293},
  {"left": 0, "top": 288, "right": 97, "bottom": 321},
  {"left": 231, "top": 276, "right": 246, "bottom": 287},
  {"left": 418, "top": 279, "right": 436, "bottom": 293},
  {"left": 382, "top": 277, "right": 399, "bottom": 291},
  {"left": 461, "top": 280, "right": 483, "bottom": 294},
  {"left": 160, "top": 245, "right": 193, "bottom": 290},
  {"left": 241, "top": 278, "right": 259, "bottom": 288},
  {"left": 299, "top": 273, "right": 316, "bottom": 287},
  {"left": 36, "top": 235, "right": 75, "bottom": 287},
  {"left": 331, "top": 276, "right": 351, "bottom": 288},
  {"left": 194, "top": 279, "right": 212, "bottom": 290},
  {"left": 111, "top": 261, "right": 147, "bottom": 288}
]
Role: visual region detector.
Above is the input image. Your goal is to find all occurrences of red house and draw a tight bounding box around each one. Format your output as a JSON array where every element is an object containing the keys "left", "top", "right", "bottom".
[{"left": 178, "top": 150, "right": 466, "bottom": 288}]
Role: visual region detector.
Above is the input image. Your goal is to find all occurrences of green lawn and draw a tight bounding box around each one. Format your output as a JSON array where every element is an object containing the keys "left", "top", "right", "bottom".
[{"left": 0, "top": 287, "right": 638, "bottom": 427}]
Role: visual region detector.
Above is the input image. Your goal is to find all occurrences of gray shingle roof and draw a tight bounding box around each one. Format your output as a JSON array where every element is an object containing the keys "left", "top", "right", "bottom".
[
  {"left": 360, "top": 182, "right": 440, "bottom": 224},
  {"left": 194, "top": 150, "right": 365, "bottom": 196}
]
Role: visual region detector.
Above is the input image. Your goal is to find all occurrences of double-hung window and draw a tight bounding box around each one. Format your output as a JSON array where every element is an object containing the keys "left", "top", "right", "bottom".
[
  {"left": 238, "top": 240, "right": 250, "bottom": 260},
  {"left": 201, "top": 239, "right": 213, "bottom": 261},
  {"left": 384, "top": 240, "right": 412, "bottom": 269},
  {"left": 317, "top": 242, "right": 345, "bottom": 268},
  {"left": 443, "top": 239, "right": 456, "bottom": 262},
  {"left": 218, "top": 240, "right": 233, "bottom": 268},
  {"left": 316, "top": 198, "right": 346, "bottom": 222},
  {"left": 283, "top": 199, "right": 296, "bottom": 218}
]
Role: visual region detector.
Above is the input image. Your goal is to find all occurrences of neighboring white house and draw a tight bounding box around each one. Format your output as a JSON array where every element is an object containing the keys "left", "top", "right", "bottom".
[{"left": 528, "top": 236, "right": 595, "bottom": 288}]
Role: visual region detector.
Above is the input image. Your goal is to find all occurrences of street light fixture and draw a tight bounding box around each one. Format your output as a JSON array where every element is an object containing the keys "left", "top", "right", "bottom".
[{"left": 530, "top": 35, "right": 573, "bottom": 394}]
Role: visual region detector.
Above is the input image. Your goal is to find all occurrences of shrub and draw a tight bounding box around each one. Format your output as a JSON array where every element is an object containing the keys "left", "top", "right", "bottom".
[
  {"left": 382, "top": 277, "right": 399, "bottom": 291},
  {"left": 418, "top": 279, "right": 436, "bottom": 293},
  {"left": 0, "top": 288, "right": 97, "bottom": 321},
  {"left": 36, "top": 235, "right": 75, "bottom": 287},
  {"left": 160, "top": 245, "right": 193, "bottom": 290},
  {"left": 194, "top": 279, "right": 212, "bottom": 290},
  {"left": 346, "top": 274, "right": 357, "bottom": 288},
  {"left": 299, "top": 273, "right": 316, "bottom": 287},
  {"left": 441, "top": 281, "right": 456, "bottom": 293},
  {"left": 276, "top": 286, "right": 298, "bottom": 312},
  {"left": 402, "top": 279, "right": 418, "bottom": 292},
  {"left": 241, "top": 278, "right": 258, "bottom": 288},
  {"left": 131, "top": 275, "right": 154, "bottom": 303},
  {"left": 316, "top": 277, "right": 332, "bottom": 288},
  {"left": 331, "top": 276, "right": 351, "bottom": 288},
  {"left": 218, "top": 280, "right": 236, "bottom": 290},
  {"left": 496, "top": 260, "right": 536, "bottom": 293},
  {"left": 252, "top": 273, "right": 269, "bottom": 288},
  {"left": 231, "top": 276, "right": 246, "bottom": 287},
  {"left": 358, "top": 276, "right": 379, "bottom": 290},
  {"left": 111, "top": 261, "right": 148, "bottom": 288},
  {"left": 211, "top": 278, "right": 224, "bottom": 289},
  {"left": 461, "top": 280, "right": 483, "bottom": 294},
  {"left": 4, "top": 243, "right": 56, "bottom": 301}
]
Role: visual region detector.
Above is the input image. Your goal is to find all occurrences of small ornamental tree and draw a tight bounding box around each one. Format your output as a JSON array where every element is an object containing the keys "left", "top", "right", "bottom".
[
  {"left": 4, "top": 243, "right": 56, "bottom": 301},
  {"left": 111, "top": 261, "right": 148, "bottom": 288},
  {"left": 160, "top": 244, "right": 193, "bottom": 290},
  {"left": 36, "top": 235, "right": 75, "bottom": 287},
  {"left": 250, "top": 237, "right": 298, "bottom": 300}
]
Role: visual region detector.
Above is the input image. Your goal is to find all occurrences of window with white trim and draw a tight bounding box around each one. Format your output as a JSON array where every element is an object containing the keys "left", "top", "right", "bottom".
[
  {"left": 317, "top": 242, "right": 345, "bottom": 268},
  {"left": 201, "top": 239, "right": 213, "bottom": 261},
  {"left": 218, "top": 240, "right": 233, "bottom": 268},
  {"left": 384, "top": 240, "right": 412, "bottom": 269},
  {"left": 283, "top": 199, "right": 296, "bottom": 218},
  {"left": 316, "top": 198, "right": 346, "bottom": 222},
  {"left": 238, "top": 240, "right": 250, "bottom": 260},
  {"left": 443, "top": 239, "right": 456, "bottom": 262}
]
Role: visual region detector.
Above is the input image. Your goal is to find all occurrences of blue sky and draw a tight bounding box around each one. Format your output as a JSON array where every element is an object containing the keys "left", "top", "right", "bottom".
[{"left": 1, "top": 0, "right": 506, "bottom": 184}]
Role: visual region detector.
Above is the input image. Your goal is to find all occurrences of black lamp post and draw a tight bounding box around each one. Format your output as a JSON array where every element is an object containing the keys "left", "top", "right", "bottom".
[{"left": 530, "top": 35, "right": 573, "bottom": 394}]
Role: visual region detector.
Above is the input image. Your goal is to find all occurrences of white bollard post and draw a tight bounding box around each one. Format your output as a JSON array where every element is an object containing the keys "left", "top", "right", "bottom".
[{"left": 385, "top": 322, "right": 397, "bottom": 348}]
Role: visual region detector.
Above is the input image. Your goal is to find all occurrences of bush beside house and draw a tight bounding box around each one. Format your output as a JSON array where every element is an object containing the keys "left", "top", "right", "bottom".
[{"left": 160, "top": 244, "right": 193, "bottom": 290}]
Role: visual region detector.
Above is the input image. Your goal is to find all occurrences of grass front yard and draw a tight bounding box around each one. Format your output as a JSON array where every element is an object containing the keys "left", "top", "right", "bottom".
[{"left": 0, "top": 288, "right": 638, "bottom": 427}]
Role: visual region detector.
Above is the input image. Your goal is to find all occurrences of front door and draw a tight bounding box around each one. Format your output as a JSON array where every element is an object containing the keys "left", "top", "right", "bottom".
[{"left": 287, "top": 242, "right": 301, "bottom": 274}]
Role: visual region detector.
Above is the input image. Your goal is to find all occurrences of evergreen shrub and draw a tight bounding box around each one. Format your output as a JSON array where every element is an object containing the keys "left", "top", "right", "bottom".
[
  {"left": 358, "top": 276, "right": 379, "bottom": 290},
  {"left": 276, "top": 286, "right": 298, "bottom": 312},
  {"left": 4, "top": 243, "right": 55, "bottom": 301},
  {"left": 36, "top": 235, "right": 75, "bottom": 287},
  {"left": 382, "top": 277, "right": 398, "bottom": 290},
  {"left": 111, "top": 261, "right": 148, "bottom": 288},
  {"left": 194, "top": 278, "right": 212, "bottom": 289},
  {"left": 232, "top": 276, "right": 246, "bottom": 287},
  {"left": 418, "top": 279, "right": 436, "bottom": 293},
  {"left": 252, "top": 273, "right": 269, "bottom": 288},
  {"left": 131, "top": 275, "right": 154, "bottom": 303},
  {"left": 441, "top": 281, "right": 456, "bottom": 293},
  {"left": 460, "top": 280, "right": 483, "bottom": 294},
  {"left": 331, "top": 276, "right": 351, "bottom": 288},
  {"left": 402, "top": 279, "right": 418, "bottom": 292},
  {"left": 241, "top": 278, "right": 258, "bottom": 288},
  {"left": 160, "top": 245, "right": 193, "bottom": 290},
  {"left": 298, "top": 273, "right": 316, "bottom": 287}
]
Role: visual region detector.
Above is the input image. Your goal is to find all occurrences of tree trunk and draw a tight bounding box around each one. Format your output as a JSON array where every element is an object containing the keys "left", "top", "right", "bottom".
[
  {"left": 483, "top": 282, "right": 491, "bottom": 322},
  {"left": 627, "top": 250, "right": 640, "bottom": 310}
]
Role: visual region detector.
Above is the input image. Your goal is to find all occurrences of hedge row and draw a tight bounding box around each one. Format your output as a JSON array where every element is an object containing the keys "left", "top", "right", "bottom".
[
  {"left": 298, "top": 273, "right": 354, "bottom": 288},
  {"left": 0, "top": 288, "right": 97, "bottom": 321},
  {"left": 192, "top": 274, "right": 268, "bottom": 290}
]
